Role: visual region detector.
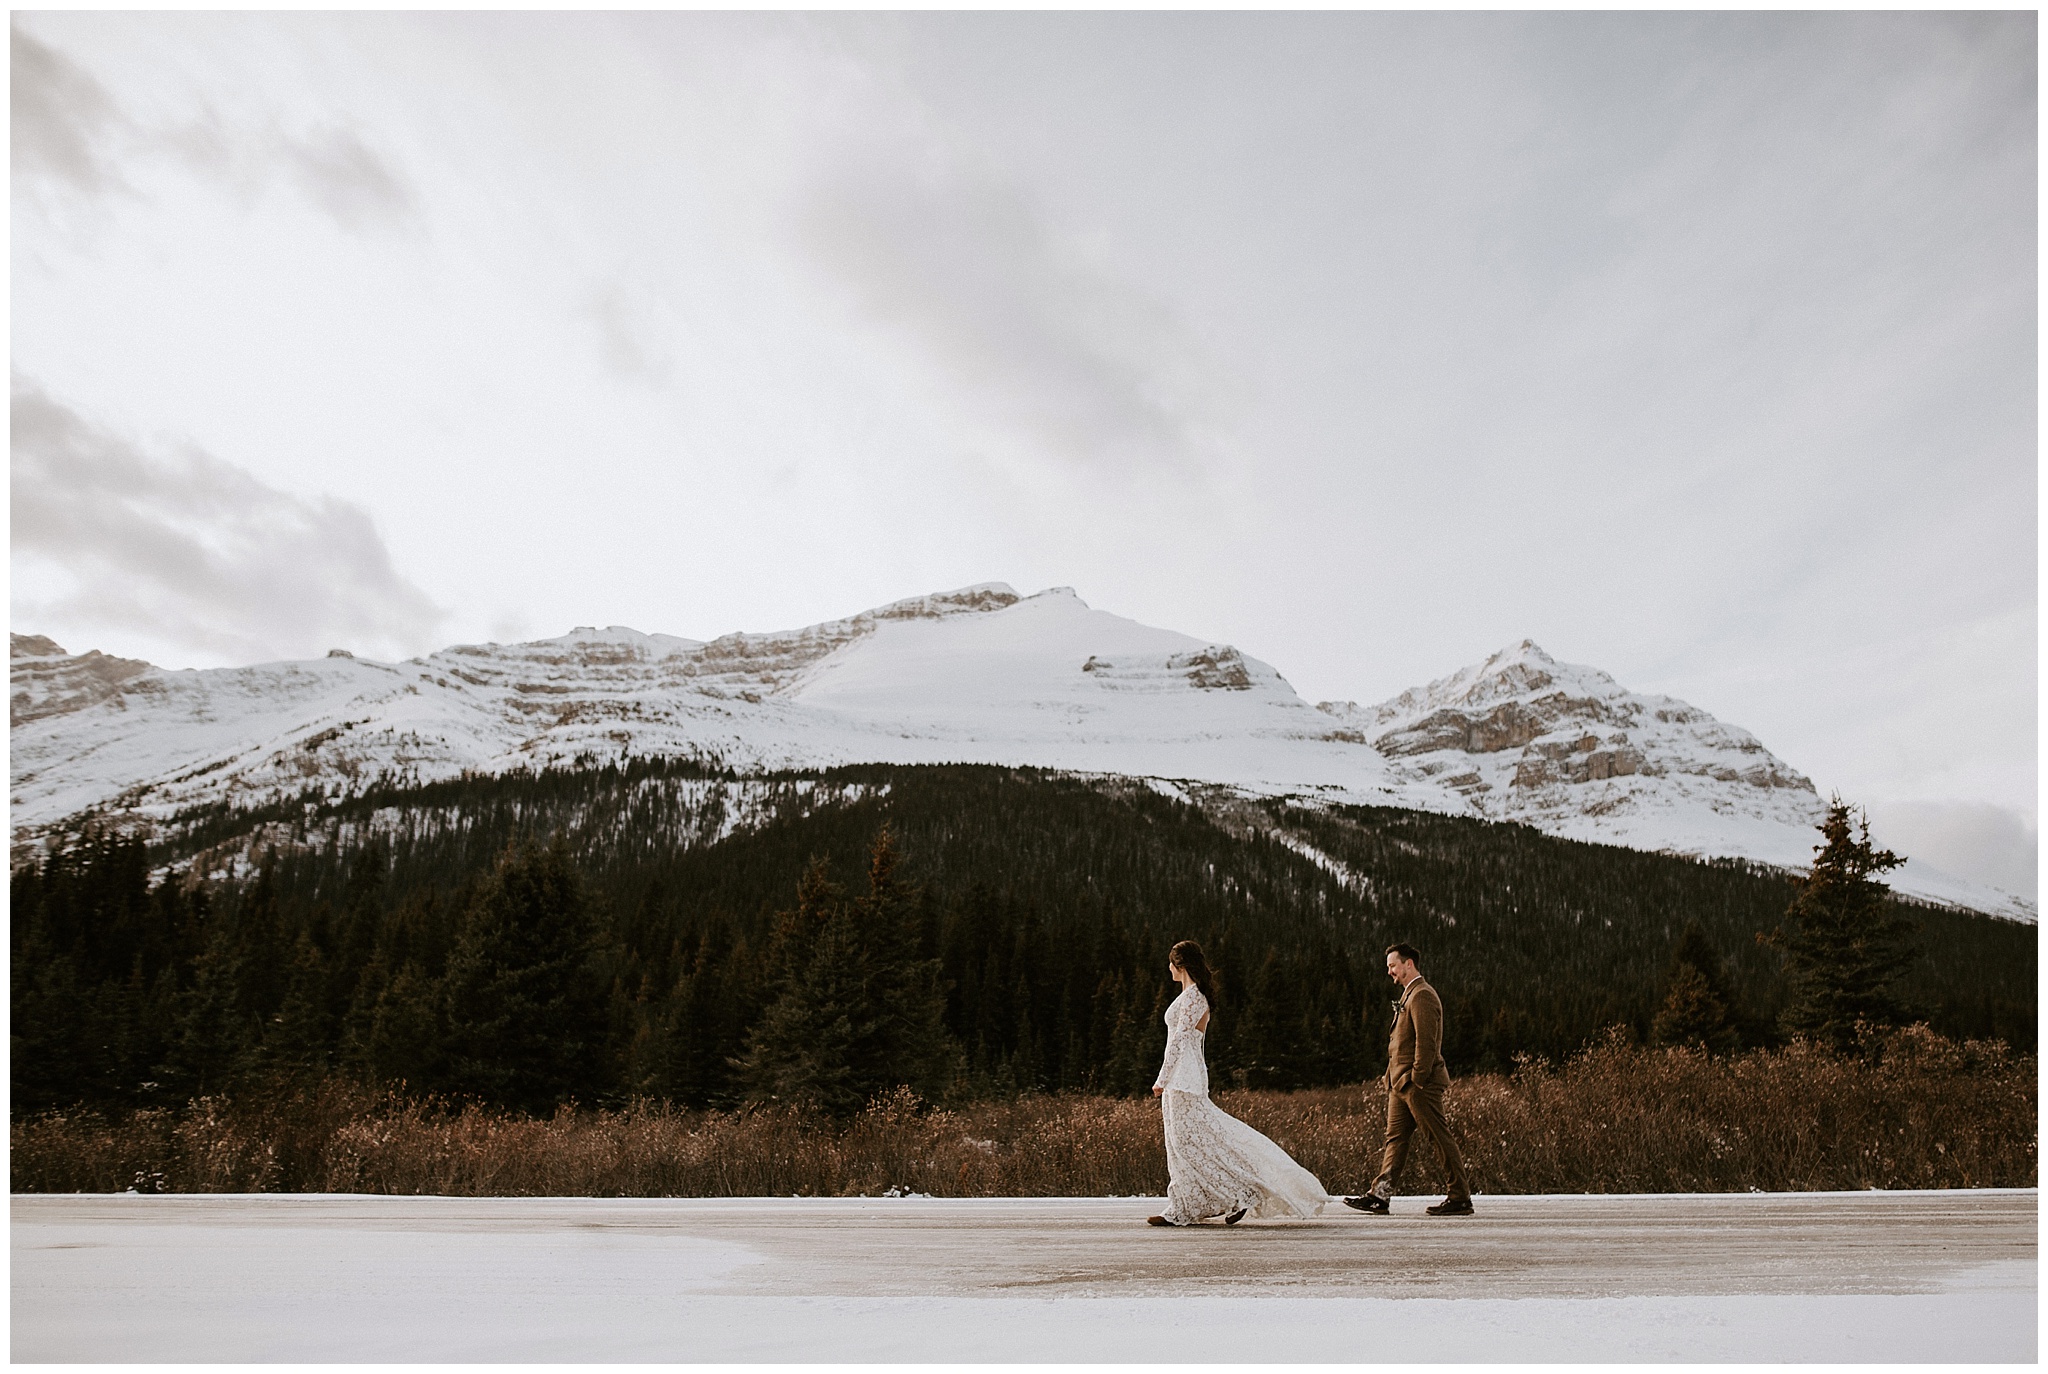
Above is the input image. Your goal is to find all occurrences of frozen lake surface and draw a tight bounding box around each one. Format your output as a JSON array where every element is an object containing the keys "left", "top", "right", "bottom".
[{"left": 13, "top": 1190, "right": 2036, "bottom": 1361}]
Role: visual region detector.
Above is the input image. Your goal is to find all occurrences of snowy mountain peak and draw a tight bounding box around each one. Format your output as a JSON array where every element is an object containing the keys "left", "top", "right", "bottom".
[
  {"left": 1485, "top": 637, "right": 1558, "bottom": 669},
  {"left": 1306, "top": 641, "right": 1835, "bottom": 898},
  {"left": 8, "top": 595, "right": 2031, "bottom": 921},
  {"left": 1474, "top": 637, "right": 1571, "bottom": 685},
  {"left": 1348, "top": 640, "right": 1811, "bottom": 787},
  {"left": 1361, "top": 639, "right": 1636, "bottom": 728}
]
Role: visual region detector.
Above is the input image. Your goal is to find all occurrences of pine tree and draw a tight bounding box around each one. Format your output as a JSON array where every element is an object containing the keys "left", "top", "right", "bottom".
[
  {"left": 1086, "top": 971, "right": 1124, "bottom": 1091},
  {"left": 442, "top": 839, "right": 609, "bottom": 1113},
  {"left": 854, "top": 826, "right": 956, "bottom": 1102},
  {"left": 1652, "top": 922, "right": 1739, "bottom": 1053},
  {"left": 1236, "top": 951, "right": 1306, "bottom": 1089},
  {"left": 759, "top": 858, "right": 843, "bottom": 998},
  {"left": 733, "top": 904, "right": 868, "bottom": 1114},
  {"left": 331, "top": 839, "right": 390, "bottom": 1030},
  {"left": 1769, "top": 800, "right": 1917, "bottom": 1051},
  {"left": 1652, "top": 963, "right": 1739, "bottom": 1053},
  {"left": 732, "top": 857, "right": 850, "bottom": 1107},
  {"left": 1010, "top": 990, "right": 1044, "bottom": 1091},
  {"left": 11, "top": 948, "right": 88, "bottom": 1112},
  {"left": 234, "top": 866, "right": 289, "bottom": 1030},
  {"left": 263, "top": 930, "right": 334, "bottom": 1074},
  {"left": 735, "top": 828, "right": 960, "bottom": 1115},
  {"left": 165, "top": 866, "right": 285, "bottom": 1096},
  {"left": 364, "top": 962, "right": 446, "bottom": 1091},
  {"left": 1670, "top": 922, "right": 1736, "bottom": 1010},
  {"left": 661, "top": 942, "right": 733, "bottom": 1105}
]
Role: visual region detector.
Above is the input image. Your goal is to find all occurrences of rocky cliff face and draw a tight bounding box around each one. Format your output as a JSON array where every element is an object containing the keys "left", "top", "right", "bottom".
[
  {"left": 1081, "top": 644, "right": 1259, "bottom": 692},
  {"left": 1319, "top": 639, "right": 1827, "bottom": 848},
  {"left": 425, "top": 583, "right": 1022, "bottom": 704},
  {"left": 11, "top": 635, "right": 155, "bottom": 728}
]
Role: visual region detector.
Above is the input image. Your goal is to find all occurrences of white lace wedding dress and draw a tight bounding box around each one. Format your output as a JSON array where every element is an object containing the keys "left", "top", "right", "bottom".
[{"left": 1153, "top": 984, "right": 1335, "bottom": 1224}]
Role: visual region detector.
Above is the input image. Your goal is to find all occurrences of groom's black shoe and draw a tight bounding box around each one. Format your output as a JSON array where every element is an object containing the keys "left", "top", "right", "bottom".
[
  {"left": 1342, "top": 1195, "right": 1390, "bottom": 1215},
  {"left": 1425, "top": 1197, "right": 1474, "bottom": 1216}
]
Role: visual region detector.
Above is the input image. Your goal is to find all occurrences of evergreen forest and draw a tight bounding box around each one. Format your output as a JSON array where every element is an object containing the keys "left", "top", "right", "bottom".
[{"left": 12, "top": 760, "right": 2037, "bottom": 1119}]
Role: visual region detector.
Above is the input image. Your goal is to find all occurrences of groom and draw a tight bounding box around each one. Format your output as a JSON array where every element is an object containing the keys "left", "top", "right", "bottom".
[{"left": 1345, "top": 943, "right": 1475, "bottom": 1217}]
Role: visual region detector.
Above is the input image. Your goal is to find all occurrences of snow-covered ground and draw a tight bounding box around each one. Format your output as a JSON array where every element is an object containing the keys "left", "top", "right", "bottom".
[
  {"left": 12, "top": 1192, "right": 2035, "bottom": 1362},
  {"left": 11, "top": 584, "right": 2034, "bottom": 920}
]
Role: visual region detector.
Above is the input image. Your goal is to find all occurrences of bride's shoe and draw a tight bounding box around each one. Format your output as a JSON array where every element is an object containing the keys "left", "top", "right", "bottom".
[
  {"left": 1222, "top": 1209, "right": 1247, "bottom": 1225},
  {"left": 1146, "top": 1215, "right": 1176, "bottom": 1226}
]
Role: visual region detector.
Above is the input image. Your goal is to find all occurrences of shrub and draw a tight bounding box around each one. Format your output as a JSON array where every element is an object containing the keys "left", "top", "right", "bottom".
[{"left": 13, "top": 1027, "right": 2032, "bottom": 1197}]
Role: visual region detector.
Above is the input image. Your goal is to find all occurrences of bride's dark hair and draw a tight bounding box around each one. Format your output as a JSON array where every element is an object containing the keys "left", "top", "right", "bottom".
[{"left": 1170, "top": 940, "right": 1218, "bottom": 1004}]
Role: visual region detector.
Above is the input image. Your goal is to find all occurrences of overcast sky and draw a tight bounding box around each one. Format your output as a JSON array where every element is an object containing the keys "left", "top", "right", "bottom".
[{"left": 10, "top": 13, "right": 2036, "bottom": 892}]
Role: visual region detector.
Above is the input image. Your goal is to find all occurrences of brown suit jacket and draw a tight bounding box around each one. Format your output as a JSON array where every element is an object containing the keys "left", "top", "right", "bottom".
[{"left": 1387, "top": 977, "right": 1452, "bottom": 1092}]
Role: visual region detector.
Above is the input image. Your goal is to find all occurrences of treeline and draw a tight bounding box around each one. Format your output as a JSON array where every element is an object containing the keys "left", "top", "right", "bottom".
[{"left": 11, "top": 763, "right": 2037, "bottom": 1119}]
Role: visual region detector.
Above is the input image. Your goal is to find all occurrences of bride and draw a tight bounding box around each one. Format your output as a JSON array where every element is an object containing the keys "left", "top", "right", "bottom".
[{"left": 1148, "top": 940, "right": 1335, "bottom": 1226}]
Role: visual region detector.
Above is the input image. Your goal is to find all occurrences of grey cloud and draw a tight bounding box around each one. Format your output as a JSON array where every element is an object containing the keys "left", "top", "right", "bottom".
[
  {"left": 11, "top": 377, "right": 445, "bottom": 664},
  {"left": 162, "top": 108, "right": 419, "bottom": 233},
  {"left": 1866, "top": 800, "right": 2038, "bottom": 902},
  {"left": 276, "top": 124, "right": 417, "bottom": 231},
  {"left": 11, "top": 22, "right": 416, "bottom": 234},
  {"left": 12, "top": 23, "right": 127, "bottom": 195},
  {"left": 796, "top": 162, "right": 1214, "bottom": 471}
]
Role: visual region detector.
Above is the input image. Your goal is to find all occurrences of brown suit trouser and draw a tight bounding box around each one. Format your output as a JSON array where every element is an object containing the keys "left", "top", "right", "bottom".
[{"left": 1371, "top": 1080, "right": 1472, "bottom": 1201}]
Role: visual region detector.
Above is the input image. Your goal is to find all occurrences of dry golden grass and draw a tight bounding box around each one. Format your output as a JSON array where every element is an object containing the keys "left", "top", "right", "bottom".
[{"left": 12, "top": 1027, "right": 2033, "bottom": 1196}]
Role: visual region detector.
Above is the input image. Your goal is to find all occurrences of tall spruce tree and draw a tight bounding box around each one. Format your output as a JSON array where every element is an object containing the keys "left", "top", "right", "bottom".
[
  {"left": 854, "top": 826, "right": 956, "bottom": 1101},
  {"left": 262, "top": 929, "right": 334, "bottom": 1074},
  {"left": 734, "top": 902, "right": 869, "bottom": 1113},
  {"left": 441, "top": 839, "right": 609, "bottom": 1113},
  {"left": 732, "top": 856, "right": 847, "bottom": 1107},
  {"left": 1770, "top": 800, "right": 1917, "bottom": 1051},
  {"left": 165, "top": 865, "right": 285, "bottom": 1096},
  {"left": 1652, "top": 922, "right": 1739, "bottom": 1052},
  {"left": 362, "top": 962, "right": 447, "bottom": 1091},
  {"left": 1236, "top": 951, "right": 1307, "bottom": 1089},
  {"left": 1652, "top": 965, "right": 1738, "bottom": 1053},
  {"left": 735, "top": 827, "right": 958, "bottom": 1115},
  {"left": 6, "top": 836, "right": 194, "bottom": 1111}
]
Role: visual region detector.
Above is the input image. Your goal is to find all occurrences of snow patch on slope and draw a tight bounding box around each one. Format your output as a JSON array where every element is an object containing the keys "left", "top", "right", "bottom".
[{"left": 172, "top": 776, "right": 891, "bottom": 887}]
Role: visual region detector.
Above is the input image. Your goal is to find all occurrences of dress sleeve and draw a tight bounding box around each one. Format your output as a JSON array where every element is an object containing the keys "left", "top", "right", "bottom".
[{"left": 1153, "top": 996, "right": 1185, "bottom": 1090}]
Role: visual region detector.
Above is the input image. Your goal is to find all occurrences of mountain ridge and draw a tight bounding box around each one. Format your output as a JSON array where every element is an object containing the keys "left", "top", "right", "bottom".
[{"left": 11, "top": 584, "right": 2032, "bottom": 921}]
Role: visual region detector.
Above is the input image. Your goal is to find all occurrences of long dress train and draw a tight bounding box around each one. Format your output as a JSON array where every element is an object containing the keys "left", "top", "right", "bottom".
[{"left": 1154, "top": 984, "right": 1334, "bottom": 1224}]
